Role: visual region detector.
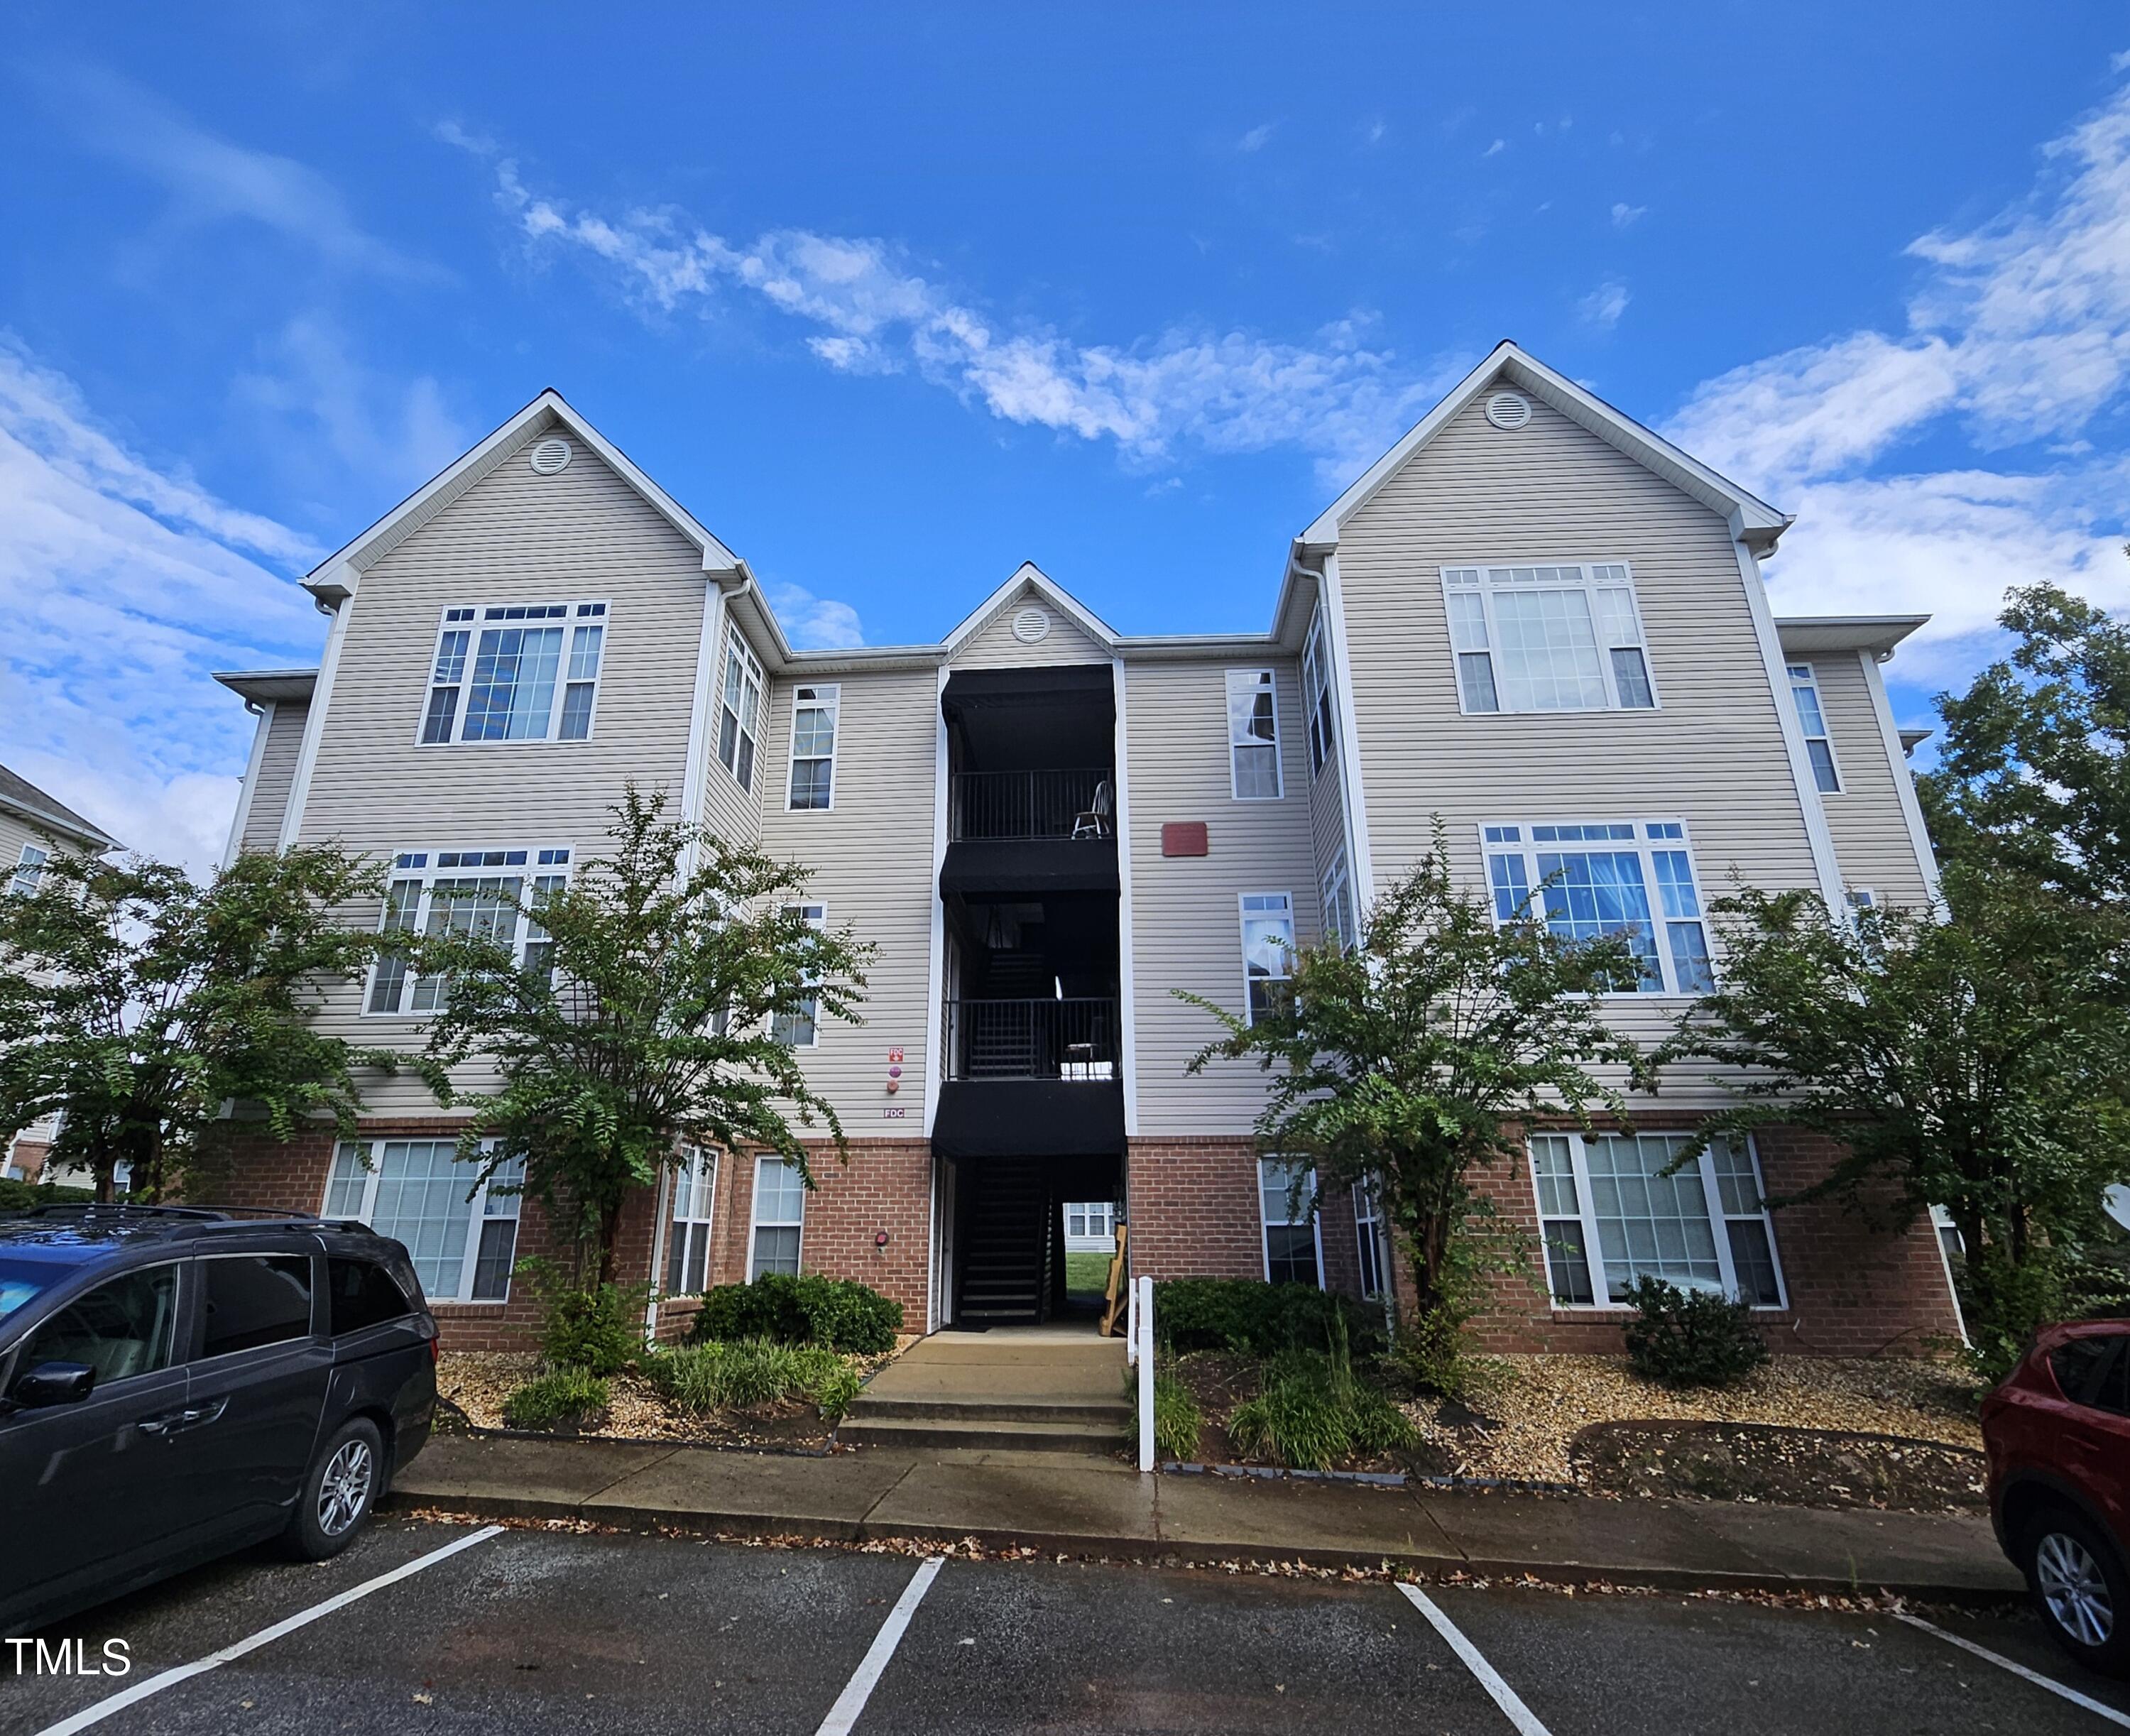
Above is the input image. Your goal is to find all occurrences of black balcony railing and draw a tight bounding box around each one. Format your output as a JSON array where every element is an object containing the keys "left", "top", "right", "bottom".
[
  {"left": 949, "top": 769, "right": 1111, "bottom": 841},
  {"left": 941, "top": 997, "right": 1122, "bottom": 1081}
]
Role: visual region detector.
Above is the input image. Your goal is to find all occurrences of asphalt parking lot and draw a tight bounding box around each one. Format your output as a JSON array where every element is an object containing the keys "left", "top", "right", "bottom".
[{"left": 4, "top": 1515, "right": 2128, "bottom": 1735}]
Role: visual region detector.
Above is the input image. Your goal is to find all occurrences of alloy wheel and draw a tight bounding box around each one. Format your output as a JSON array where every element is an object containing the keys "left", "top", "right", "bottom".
[
  {"left": 317, "top": 1438, "right": 375, "bottom": 1538},
  {"left": 2036, "top": 1529, "right": 2115, "bottom": 1649}
]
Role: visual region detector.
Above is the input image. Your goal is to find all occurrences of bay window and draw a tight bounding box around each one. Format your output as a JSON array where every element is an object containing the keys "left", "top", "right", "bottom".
[
  {"left": 1786, "top": 663, "right": 1842, "bottom": 793},
  {"left": 718, "top": 630, "right": 765, "bottom": 792},
  {"left": 1441, "top": 563, "right": 1655, "bottom": 714},
  {"left": 1301, "top": 614, "right": 1337, "bottom": 776},
  {"left": 1482, "top": 821, "right": 1713, "bottom": 995}
]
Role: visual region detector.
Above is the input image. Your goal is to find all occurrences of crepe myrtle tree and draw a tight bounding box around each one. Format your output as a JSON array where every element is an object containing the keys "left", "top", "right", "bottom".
[
  {"left": 1652, "top": 868, "right": 2130, "bottom": 1372},
  {"left": 408, "top": 785, "right": 873, "bottom": 1284},
  {"left": 0, "top": 843, "right": 395, "bottom": 1203},
  {"left": 1180, "top": 825, "right": 1640, "bottom": 1349}
]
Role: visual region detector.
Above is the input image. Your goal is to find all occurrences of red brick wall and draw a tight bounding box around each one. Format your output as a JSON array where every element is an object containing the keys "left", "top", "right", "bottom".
[{"left": 8, "top": 1140, "right": 50, "bottom": 1182}]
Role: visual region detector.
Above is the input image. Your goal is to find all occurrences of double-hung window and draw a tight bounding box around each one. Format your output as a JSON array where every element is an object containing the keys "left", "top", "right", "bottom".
[
  {"left": 1482, "top": 821, "right": 1713, "bottom": 995},
  {"left": 1321, "top": 848, "right": 1357, "bottom": 954},
  {"left": 1065, "top": 1201, "right": 1114, "bottom": 1240},
  {"left": 9, "top": 845, "right": 48, "bottom": 896},
  {"left": 718, "top": 630, "right": 765, "bottom": 792},
  {"left": 420, "top": 603, "right": 608, "bottom": 745},
  {"left": 366, "top": 847, "right": 572, "bottom": 1015},
  {"left": 1260, "top": 1158, "right": 1322, "bottom": 1287},
  {"left": 1301, "top": 614, "right": 1337, "bottom": 776},
  {"left": 750, "top": 1156, "right": 804, "bottom": 1279},
  {"left": 787, "top": 685, "right": 839, "bottom": 811},
  {"left": 1353, "top": 1176, "right": 1387, "bottom": 1300},
  {"left": 323, "top": 1140, "right": 526, "bottom": 1303},
  {"left": 1529, "top": 1130, "right": 1784, "bottom": 1309},
  {"left": 1442, "top": 563, "right": 1655, "bottom": 714},
  {"left": 772, "top": 903, "right": 826, "bottom": 1047},
  {"left": 1239, "top": 892, "right": 1295, "bottom": 1024},
  {"left": 1225, "top": 669, "right": 1282, "bottom": 799},
  {"left": 666, "top": 1147, "right": 717, "bottom": 1294},
  {"left": 1786, "top": 664, "right": 1842, "bottom": 792}
]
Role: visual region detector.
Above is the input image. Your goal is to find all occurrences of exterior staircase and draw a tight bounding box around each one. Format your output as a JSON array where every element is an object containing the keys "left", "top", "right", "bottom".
[
  {"left": 954, "top": 1156, "right": 1052, "bottom": 1325},
  {"left": 838, "top": 1333, "right": 1131, "bottom": 1456}
]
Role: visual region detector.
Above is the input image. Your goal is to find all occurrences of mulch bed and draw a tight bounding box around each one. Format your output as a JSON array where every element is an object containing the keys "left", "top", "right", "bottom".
[
  {"left": 1167, "top": 1351, "right": 1456, "bottom": 1477},
  {"left": 1570, "top": 1419, "right": 1989, "bottom": 1512}
]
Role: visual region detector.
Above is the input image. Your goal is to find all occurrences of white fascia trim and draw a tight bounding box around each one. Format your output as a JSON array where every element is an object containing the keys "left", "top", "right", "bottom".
[
  {"left": 1859, "top": 648, "right": 1946, "bottom": 907},
  {"left": 1730, "top": 527, "right": 1845, "bottom": 908},
  {"left": 222, "top": 700, "right": 275, "bottom": 868},
  {"left": 922, "top": 662, "right": 950, "bottom": 1141},
  {"left": 941, "top": 562, "right": 1120, "bottom": 656},
  {"left": 677, "top": 582, "right": 730, "bottom": 880},
  {"left": 1319, "top": 554, "right": 1378, "bottom": 905},
  {"left": 1112, "top": 658, "right": 1140, "bottom": 1137},
  {"left": 278, "top": 597, "right": 354, "bottom": 851},
  {"left": 1299, "top": 342, "right": 1788, "bottom": 549}
]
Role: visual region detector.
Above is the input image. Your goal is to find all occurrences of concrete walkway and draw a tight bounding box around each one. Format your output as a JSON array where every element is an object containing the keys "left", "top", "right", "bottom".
[
  {"left": 388, "top": 1434, "right": 2025, "bottom": 1603},
  {"left": 839, "top": 1331, "right": 1132, "bottom": 1453}
]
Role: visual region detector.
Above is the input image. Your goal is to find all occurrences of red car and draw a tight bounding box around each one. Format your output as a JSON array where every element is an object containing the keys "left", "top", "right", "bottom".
[{"left": 1982, "top": 1319, "right": 2130, "bottom": 1677}]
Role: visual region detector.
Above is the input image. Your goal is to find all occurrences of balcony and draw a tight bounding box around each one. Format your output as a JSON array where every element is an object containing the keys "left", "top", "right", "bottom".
[
  {"left": 941, "top": 996, "right": 1120, "bottom": 1081},
  {"left": 941, "top": 772, "right": 1118, "bottom": 897},
  {"left": 932, "top": 997, "right": 1125, "bottom": 1160}
]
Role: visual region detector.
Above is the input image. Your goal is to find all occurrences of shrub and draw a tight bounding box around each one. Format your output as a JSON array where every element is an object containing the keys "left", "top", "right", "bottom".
[
  {"left": 1225, "top": 1324, "right": 1417, "bottom": 1471},
  {"left": 1152, "top": 1278, "right": 1384, "bottom": 1358},
  {"left": 1621, "top": 1276, "right": 1771, "bottom": 1389},
  {"left": 0, "top": 1179, "right": 94, "bottom": 1213},
  {"left": 502, "top": 1367, "right": 611, "bottom": 1431},
  {"left": 643, "top": 1337, "right": 863, "bottom": 1421},
  {"left": 689, "top": 1272, "right": 902, "bottom": 1354},
  {"left": 518, "top": 1257, "right": 646, "bottom": 1375},
  {"left": 1152, "top": 1368, "right": 1202, "bottom": 1463}
]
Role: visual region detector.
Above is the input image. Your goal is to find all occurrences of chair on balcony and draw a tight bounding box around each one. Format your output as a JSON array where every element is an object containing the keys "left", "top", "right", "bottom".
[{"left": 1071, "top": 779, "right": 1113, "bottom": 840}]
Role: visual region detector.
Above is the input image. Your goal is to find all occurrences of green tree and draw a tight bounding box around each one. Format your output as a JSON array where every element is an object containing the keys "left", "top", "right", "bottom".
[
  {"left": 409, "top": 785, "right": 873, "bottom": 1283},
  {"left": 1921, "top": 582, "right": 2130, "bottom": 901},
  {"left": 1179, "top": 828, "right": 1639, "bottom": 1358},
  {"left": 1654, "top": 868, "right": 2130, "bottom": 1371},
  {"left": 0, "top": 844, "right": 393, "bottom": 1203}
]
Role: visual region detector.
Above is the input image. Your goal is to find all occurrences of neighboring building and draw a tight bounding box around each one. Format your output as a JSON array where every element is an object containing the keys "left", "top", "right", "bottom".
[
  {"left": 207, "top": 344, "right": 1960, "bottom": 1355},
  {"left": 0, "top": 763, "right": 122, "bottom": 1182}
]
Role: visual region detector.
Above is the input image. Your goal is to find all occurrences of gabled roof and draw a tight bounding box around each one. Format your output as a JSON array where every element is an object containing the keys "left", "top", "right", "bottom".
[
  {"left": 303, "top": 389, "right": 750, "bottom": 604},
  {"left": 0, "top": 763, "right": 120, "bottom": 852},
  {"left": 942, "top": 562, "right": 1120, "bottom": 656},
  {"left": 1296, "top": 341, "right": 1791, "bottom": 552}
]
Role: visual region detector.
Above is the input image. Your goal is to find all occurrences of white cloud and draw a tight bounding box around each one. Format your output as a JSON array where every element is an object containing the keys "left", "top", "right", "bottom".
[
  {"left": 0, "top": 342, "right": 324, "bottom": 873},
  {"left": 1666, "top": 73, "right": 2130, "bottom": 673},
  {"left": 1482, "top": 138, "right": 1506, "bottom": 158},
  {"left": 763, "top": 580, "right": 865, "bottom": 650},
  {"left": 1238, "top": 122, "right": 1277, "bottom": 153},
  {"left": 1610, "top": 202, "right": 1647, "bottom": 228},
  {"left": 490, "top": 162, "right": 1469, "bottom": 485},
  {"left": 1579, "top": 280, "right": 1630, "bottom": 329}
]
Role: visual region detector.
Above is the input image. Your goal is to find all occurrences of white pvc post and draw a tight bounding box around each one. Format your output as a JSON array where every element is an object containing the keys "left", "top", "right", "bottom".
[
  {"left": 1135, "top": 1275, "right": 1155, "bottom": 1472},
  {"left": 1125, "top": 1272, "right": 1137, "bottom": 1367}
]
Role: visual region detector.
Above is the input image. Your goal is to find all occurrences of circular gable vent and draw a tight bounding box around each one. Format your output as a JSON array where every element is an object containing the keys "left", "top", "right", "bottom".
[
  {"left": 1011, "top": 605, "right": 1052, "bottom": 644},
  {"left": 528, "top": 436, "right": 574, "bottom": 475},
  {"left": 1483, "top": 391, "right": 1532, "bottom": 431}
]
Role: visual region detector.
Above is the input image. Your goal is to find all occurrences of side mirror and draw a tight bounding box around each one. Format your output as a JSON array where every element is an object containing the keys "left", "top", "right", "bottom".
[{"left": 12, "top": 1360, "right": 97, "bottom": 1408}]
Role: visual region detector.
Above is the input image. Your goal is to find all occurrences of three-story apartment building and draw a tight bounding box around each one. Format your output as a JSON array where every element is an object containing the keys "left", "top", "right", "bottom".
[{"left": 208, "top": 343, "right": 1961, "bottom": 1355}]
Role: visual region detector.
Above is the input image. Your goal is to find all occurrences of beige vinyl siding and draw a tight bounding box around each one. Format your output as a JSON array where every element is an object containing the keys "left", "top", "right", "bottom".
[
  {"left": 1307, "top": 748, "right": 1350, "bottom": 901},
  {"left": 1125, "top": 657, "right": 1319, "bottom": 1135},
  {"left": 292, "top": 441, "right": 713, "bottom": 1112},
  {"left": 699, "top": 603, "right": 769, "bottom": 850},
  {"left": 954, "top": 589, "right": 1110, "bottom": 670},
  {"left": 1334, "top": 390, "right": 1820, "bottom": 1081},
  {"left": 756, "top": 667, "right": 939, "bottom": 1128},
  {"left": 1803, "top": 650, "right": 1934, "bottom": 909},
  {"left": 239, "top": 701, "right": 309, "bottom": 853},
  {"left": 0, "top": 810, "right": 60, "bottom": 878}
]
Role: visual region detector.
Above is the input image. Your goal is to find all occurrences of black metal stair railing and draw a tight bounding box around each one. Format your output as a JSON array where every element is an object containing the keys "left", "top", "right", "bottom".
[
  {"left": 948, "top": 769, "right": 1111, "bottom": 841},
  {"left": 940, "top": 997, "right": 1121, "bottom": 1081}
]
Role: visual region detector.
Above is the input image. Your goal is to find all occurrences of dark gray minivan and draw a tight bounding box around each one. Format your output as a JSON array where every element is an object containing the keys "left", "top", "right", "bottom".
[{"left": 0, "top": 1206, "right": 437, "bottom": 1634}]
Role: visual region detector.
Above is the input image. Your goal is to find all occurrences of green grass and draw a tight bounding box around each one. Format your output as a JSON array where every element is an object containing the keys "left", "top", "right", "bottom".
[
  {"left": 641, "top": 1338, "right": 863, "bottom": 1421},
  {"left": 1064, "top": 1252, "right": 1113, "bottom": 1294}
]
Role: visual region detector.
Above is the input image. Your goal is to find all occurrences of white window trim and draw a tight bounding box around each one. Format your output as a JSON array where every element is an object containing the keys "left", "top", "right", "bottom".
[
  {"left": 1238, "top": 890, "right": 1296, "bottom": 1026},
  {"left": 785, "top": 684, "right": 841, "bottom": 813},
  {"left": 1259, "top": 1158, "right": 1326, "bottom": 1289},
  {"left": 772, "top": 902, "right": 827, "bottom": 1049},
  {"left": 322, "top": 1137, "right": 523, "bottom": 1306},
  {"left": 749, "top": 1154, "right": 805, "bottom": 1280},
  {"left": 1529, "top": 1130, "right": 1788, "bottom": 1313},
  {"left": 1479, "top": 818, "right": 1714, "bottom": 998},
  {"left": 415, "top": 601, "right": 611, "bottom": 748},
  {"left": 1224, "top": 667, "right": 1284, "bottom": 802},
  {"left": 1353, "top": 1175, "right": 1388, "bottom": 1301},
  {"left": 1301, "top": 613, "right": 1337, "bottom": 779},
  {"left": 1440, "top": 559, "right": 1660, "bottom": 716},
  {"left": 666, "top": 1146, "right": 718, "bottom": 1294},
  {"left": 1321, "top": 847, "right": 1355, "bottom": 954},
  {"left": 361, "top": 846, "right": 573, "bottom": 1018},
  {"left": 717, "top": 628, "right": 766, "bottom": 793},
  {"left": 10, "top": 844, "right": 48, "bottom": 897},
  {"left": 1786, "top": 662, "right": 1844, "bottom": 794}
]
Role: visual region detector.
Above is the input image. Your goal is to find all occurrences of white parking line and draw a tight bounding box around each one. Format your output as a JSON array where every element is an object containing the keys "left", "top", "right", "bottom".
[
  {"left": 814, "top": 1554, "right": 946, "bottom": 1736},
  {"left": 29, "top": 1524, "right": 505, "bottom": 1736},
  {"left": 1894, "top": 1612, "right": 2130, "bottom": 1729},
  {"left": 1395, "top": 1581, "right": 1553, "bottom": 1736}
]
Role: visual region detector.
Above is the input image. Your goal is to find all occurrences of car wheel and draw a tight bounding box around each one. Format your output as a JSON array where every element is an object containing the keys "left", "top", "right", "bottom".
[
  {"left": 285, "top": 1418, "right": 385, "bottom": 1562},
  {"left": 2023, "top": 1505, "right": 2130, "bottom": 1678}
]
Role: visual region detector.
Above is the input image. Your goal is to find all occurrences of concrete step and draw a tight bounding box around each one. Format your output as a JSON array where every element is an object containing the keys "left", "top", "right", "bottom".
[
  {"left": 836, "top": 1415, "right": 1129, "bottom": 1454},
  {"left": 843, "top": 1394, "right": 1133, "bottom": 1426}
]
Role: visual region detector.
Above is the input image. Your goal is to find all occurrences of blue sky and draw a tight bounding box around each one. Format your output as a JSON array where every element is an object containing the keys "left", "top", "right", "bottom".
[{"left": 3, "top": 4, "right": 2127, "bottom": 868}]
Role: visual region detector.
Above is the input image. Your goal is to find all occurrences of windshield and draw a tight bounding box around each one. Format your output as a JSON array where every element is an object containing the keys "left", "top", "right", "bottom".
[{"left": 0, "top": 1258, "right": 62, "bottom": 1323}]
